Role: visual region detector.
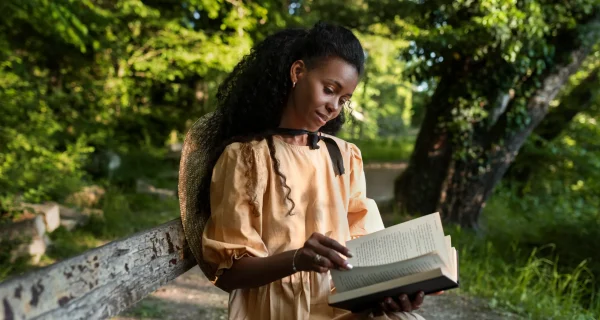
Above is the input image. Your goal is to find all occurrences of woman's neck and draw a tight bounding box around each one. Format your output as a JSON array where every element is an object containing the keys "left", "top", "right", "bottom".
[{"left": 278, "top": 114, "right": 312, "bottom": 146}]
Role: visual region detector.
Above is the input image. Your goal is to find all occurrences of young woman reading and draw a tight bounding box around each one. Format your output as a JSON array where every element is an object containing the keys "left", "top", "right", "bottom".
[{"left": 182, "top": 21, "right": 435, "bottom": 320}]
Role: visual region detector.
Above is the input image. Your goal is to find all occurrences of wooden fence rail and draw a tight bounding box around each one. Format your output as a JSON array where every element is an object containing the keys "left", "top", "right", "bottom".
[{"left": 0, "top": 218, "right": 196, "bottom": 320}]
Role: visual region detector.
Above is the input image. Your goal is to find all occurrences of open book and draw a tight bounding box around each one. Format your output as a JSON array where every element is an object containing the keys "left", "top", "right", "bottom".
[{"left": 328, "top": 212, "right": 459, "bottom": 312}]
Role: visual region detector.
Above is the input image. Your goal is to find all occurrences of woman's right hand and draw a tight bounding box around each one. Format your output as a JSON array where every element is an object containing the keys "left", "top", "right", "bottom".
[{"left": 294, "top": 232, "right": 353, "bottom": 273}]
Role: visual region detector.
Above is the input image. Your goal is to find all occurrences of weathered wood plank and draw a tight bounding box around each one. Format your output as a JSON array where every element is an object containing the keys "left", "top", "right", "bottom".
[{"left": 0, "top": 218, "right": 196, "bottom": 320}]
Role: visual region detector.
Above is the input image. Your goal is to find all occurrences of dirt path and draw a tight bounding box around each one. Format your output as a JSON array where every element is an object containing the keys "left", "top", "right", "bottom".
[
  {"left": 114, "top": 162, "right": 519, "bottom": 320},
  {"left": 363, "top": 162, "right": 407, "bottom": 205},
  {"left": 115, "top": 266, "right": 516, "bottom": 320}
]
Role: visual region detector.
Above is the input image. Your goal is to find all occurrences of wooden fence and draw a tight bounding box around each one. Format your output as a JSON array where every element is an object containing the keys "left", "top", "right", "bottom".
[{"left": 0, "top": 218, "right": 195, "bottom": 320}]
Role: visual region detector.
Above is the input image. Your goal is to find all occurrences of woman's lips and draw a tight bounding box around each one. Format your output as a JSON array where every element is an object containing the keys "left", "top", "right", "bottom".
[{"left": 315, "top": 111, "right": 328, "bottom": 125}]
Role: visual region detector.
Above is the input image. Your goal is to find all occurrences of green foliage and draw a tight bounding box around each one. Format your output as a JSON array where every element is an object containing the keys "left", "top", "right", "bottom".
[
  {"left": 469, "top": 99, "right": 600, "bottom": 317},
  {"left": 346, "top": 27, "right": 416, "bottom": 139},
  {"left": 0, "top": 239, "right": 36, "bottom": 281},
  {"left": 349, "top": 136, "right": 416, "bottom": 163},
  {"left": 0, "top": 0, "right": 290, "bottom": 207},
  {"left": 4, "top": 188, "right": 181, "bottom": 281},
  {"left": 87, "top": 189, "right": 180, "bottom": 239},
  {"left": 397, "top": 0, "right": 600, "bottom": 164},
  {"left": 122, "top": 299, "right": 167, "bottom": 319},
  {"left": 0, "top": 0, "right": 423, "bottom": 207},
  {"left": 449, "top": 223, "right": 600, "bottom": 319}
]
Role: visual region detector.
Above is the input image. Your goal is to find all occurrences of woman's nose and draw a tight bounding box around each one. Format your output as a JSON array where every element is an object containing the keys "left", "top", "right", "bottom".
[{"left": 325, "top": 101, "right": 339, "bottom": 115}]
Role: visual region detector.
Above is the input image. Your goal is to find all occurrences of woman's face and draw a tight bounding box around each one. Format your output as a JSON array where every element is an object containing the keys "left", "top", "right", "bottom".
[{"left": 283, "top": 57, "right": 360, "bottom": 132}]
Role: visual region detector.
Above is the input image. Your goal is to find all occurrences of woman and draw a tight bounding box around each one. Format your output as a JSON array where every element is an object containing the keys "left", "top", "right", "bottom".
[{"left": 185, "top": 21, "right": 429, "bottom": 319}]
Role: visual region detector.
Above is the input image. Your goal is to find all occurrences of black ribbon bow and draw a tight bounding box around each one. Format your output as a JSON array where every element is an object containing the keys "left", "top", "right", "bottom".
[{"left": 272, "top": 128, "right": 345, "bottom": 176}]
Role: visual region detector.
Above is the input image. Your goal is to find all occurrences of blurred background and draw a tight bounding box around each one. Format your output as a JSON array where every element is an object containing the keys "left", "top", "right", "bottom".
[{"left": 0, "top": 0, "right": 599, "bottom": 319}]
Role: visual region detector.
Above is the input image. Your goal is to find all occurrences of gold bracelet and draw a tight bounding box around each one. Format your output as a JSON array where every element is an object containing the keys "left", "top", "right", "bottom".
[{"left": 292, "top": 248, "right": 301, "bottom": 273}]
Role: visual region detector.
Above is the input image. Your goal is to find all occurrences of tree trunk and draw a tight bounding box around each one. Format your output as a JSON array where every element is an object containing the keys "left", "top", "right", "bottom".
[
  {"left": 536, "top": 71, "right": 598, "bottom": 141},
  {"left": 394, "top": 74, "right": 456, "bottom": 215},
  {"left": 395, "top": 46, "right": 594, "bottom": 228},
  {"left": 505, "top": 70, "right": 598, "bottom": 186}
]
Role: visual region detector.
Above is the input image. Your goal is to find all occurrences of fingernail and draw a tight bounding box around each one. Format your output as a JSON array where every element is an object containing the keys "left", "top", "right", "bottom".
[
  {"left": 347, "top": 251, "right": 354, "bottom": 257},
  {"left": 401, "top": 295, "right": 408, "bottom": 301},
  {"left": 345, "top": 263, "right": 353, "bottom": 270},
  {"left": 386, "top": 298, "right": 393, "bottom": 303},
  {"left": 419, "top": 292, "right": 425, "bottom": 298}
]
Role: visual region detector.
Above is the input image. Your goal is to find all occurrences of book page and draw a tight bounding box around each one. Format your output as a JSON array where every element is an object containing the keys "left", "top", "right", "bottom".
[
  {"left": 346, "top": 213, "right": 449, "bottom": 267},
  {"left": 331, "top": 252, "right": 446, "bottom": 292},
  {"left": 451, "top": 248, "right": 458, "bottom": 282}
]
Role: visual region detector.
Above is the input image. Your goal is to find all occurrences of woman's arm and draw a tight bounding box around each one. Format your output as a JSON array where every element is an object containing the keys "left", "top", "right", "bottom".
[
  {"left": 215, "top": 250, "right": 296, "bottom": 292},
  {"left": 215, "top": 232, "right": 353, "bottom": 292}
]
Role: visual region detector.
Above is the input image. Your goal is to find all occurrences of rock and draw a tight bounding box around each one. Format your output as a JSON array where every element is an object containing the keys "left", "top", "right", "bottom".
[
  {"left": 136, "top": 179, "right": 176, "bottom": 200},
  {"left": 0, "top": 214, "right": 50, "bottom": 263},
  {"left": 22, "top": 236, "right": 49, "bottom": 264},
  {"left": 65, "top": 185, "right": 106, "bottom": 208},
  {"left": 59, "top": 205, "right": 104, "bottom": 231},
  {"left": 24, "top": 202, "right": 61, "bottom": 233},
  {"left": 59, "top": 219, "right": 79, "bottom": 232}
]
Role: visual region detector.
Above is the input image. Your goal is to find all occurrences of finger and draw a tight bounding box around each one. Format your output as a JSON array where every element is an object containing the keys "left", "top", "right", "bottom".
[
  {"left": 313, "top": 243, "right": 352, "bottom": 270},
  {"left": 398, "top": 294, "right": 412, "bottom": 312},
  {"left": 385, "top": 297, "right": 402, "bottom": 312},
  {"left": 412, "top": 291, "right": 425, "bottom": 310},
  {"left": 316, "top": 234, "right": 352, "bottom": 257},
  {"left": 301, "top": 248, "right": 334, "bottom": 271},
  {"left": 311, "top": 252, "right": 335, "bottom": 270},
  {"left": 315, "top": 266, "right": 329, "bottom": 273}
]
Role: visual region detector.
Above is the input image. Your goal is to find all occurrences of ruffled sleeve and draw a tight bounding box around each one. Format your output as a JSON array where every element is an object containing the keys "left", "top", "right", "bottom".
[
  {"left": 201, "top": 142, "right": 269, "bottom": 278},
  {"left": 347, "top": 144, "right": 385, "bottom": 239}
]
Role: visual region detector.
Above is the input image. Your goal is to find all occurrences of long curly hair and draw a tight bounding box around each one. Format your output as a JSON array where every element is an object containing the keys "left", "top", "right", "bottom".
[{"left": 196, "top": 21, "right": 365, "bottom": 217}]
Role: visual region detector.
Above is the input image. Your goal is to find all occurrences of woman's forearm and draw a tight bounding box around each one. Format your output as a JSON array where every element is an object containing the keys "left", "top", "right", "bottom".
[{"left": 215, "top": 249, "right": 297, "bottom": 292}]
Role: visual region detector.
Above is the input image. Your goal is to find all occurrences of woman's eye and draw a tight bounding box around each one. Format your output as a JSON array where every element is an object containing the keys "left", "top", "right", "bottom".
[{"left": 324, "top": 87, "right": 334, "bottom": 94}]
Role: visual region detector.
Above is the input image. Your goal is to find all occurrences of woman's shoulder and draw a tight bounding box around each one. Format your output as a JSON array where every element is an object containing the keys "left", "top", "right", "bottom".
[{"left": 221, "top": 138, "right": 270, "bottom": 159}]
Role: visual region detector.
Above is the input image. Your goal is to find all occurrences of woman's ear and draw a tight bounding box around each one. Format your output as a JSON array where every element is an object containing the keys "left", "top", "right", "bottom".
[{"left": 289, "top": 60, "right": 306, "bottom": 85}]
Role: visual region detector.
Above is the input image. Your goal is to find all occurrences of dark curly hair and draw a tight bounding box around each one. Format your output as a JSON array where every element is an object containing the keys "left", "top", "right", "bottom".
[{"left": 196, "top": 21, "right": 365, "bottom": 217}]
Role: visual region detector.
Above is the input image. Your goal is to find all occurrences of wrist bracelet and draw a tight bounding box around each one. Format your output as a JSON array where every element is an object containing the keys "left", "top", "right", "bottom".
[{"left": 292, "top": 248, "right": 301, "bottom": 273}]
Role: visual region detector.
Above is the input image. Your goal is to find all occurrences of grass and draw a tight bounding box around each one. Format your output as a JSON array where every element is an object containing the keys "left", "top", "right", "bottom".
[
  {"left": 0, "top": 146, "right": 181, "bottom": 282},
  {"left": 0, "top": 190, "right": 181, "bottom": 282},
  {"left": 387, "top": 203, "right": 600, "bottom": 319},
  {"left": 349, "top": 135, "right": 416, "bottom": 163},
  {"left": 448, "top": 223, "right": 600, "bottom": 319},
  {"left": 121, "top": 298, "right": 168, "bottom": 319}
]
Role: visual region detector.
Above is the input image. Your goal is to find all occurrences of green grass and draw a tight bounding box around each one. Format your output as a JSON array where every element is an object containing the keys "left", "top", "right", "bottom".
[
  {"left": 448, "top": 224, "right": 600, "bottom": 319},
  {"left": 122, "top": 298, "right": 168, "bottom": 319},
  {"left": 0, "top": 190, "right": 181, "bottom": 282},
  {"left": 47, "top": 189, "right": 180, "bottom": 258},
  {"left": 0, "top": 145, "right": 182, "bottom": 282},
  {"left": 349, "top": 135, "right": 416, "bottom": 163},
  {"left": 388, "top": 201, "right": 600, "bottom": 319},
  {"left": 442, "top": 186, "right": 600, "bottom": 320}
]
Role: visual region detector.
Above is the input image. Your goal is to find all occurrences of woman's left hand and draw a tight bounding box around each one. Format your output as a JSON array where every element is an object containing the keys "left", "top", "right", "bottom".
[{"left": 374, "top": 291, "right": 425, "bottom": 314}]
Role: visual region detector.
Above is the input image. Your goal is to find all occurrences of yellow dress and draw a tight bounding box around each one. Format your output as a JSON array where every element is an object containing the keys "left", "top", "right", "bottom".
[{"left": 202, "top": 135, "right": 424, "bottom": 320}]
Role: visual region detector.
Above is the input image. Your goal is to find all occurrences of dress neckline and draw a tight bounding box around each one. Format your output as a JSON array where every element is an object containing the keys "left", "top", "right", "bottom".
[{"left": 273, "top": 135, "right": 322, "bottom": 152}]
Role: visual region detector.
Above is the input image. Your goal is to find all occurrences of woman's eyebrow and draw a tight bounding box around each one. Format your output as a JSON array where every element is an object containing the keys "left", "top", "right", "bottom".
[{"left": 326, "top": 78, "right": 343, "bottom": 89}]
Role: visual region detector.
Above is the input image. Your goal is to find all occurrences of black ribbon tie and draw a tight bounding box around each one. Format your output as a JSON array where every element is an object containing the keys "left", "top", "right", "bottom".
[{"left": 272, "top": 128, "right": 345, "bottom": 176}]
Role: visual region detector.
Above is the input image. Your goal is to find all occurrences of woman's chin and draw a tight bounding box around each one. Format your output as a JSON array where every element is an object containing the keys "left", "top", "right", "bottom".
[{"left": 308, "top": 123, "right": 323, "bottom": 132}]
